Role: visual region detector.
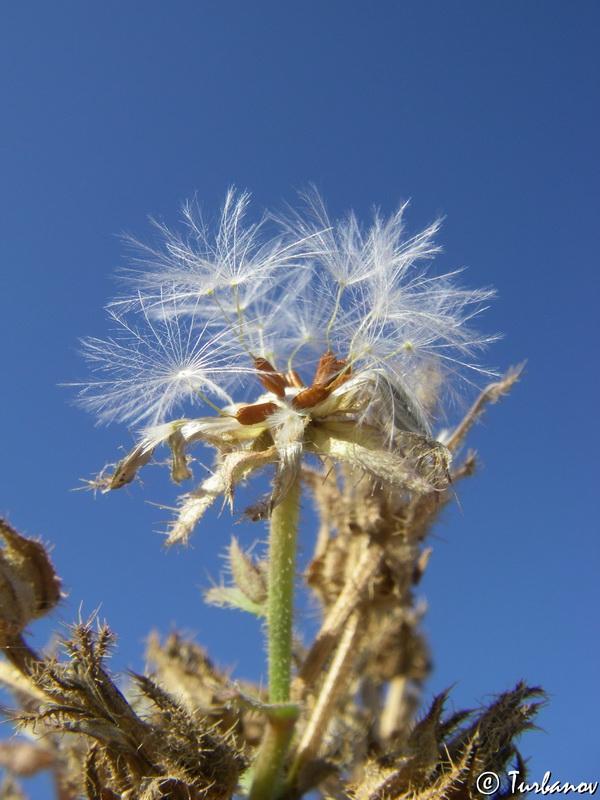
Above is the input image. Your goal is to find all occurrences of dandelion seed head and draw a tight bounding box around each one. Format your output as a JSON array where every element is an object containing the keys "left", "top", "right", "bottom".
[{"left": 77, "top": 190, "right": 496, "bottom": 444}]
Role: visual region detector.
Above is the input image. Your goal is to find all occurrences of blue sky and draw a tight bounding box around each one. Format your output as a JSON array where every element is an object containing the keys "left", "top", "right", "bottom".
[{"left": 1, "top": 1, "right": 598, "bottom": 793}]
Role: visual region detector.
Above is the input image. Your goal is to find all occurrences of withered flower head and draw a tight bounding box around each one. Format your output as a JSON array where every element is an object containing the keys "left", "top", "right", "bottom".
[
  {"left": 0, "top": 518, "right": 61, "bottom": 642},
  {"left": 75, "top": 190, "right": 495, "bottom": 542}
]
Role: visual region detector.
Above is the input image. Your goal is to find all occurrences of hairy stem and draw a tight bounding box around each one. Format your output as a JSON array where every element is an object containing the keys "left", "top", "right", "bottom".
[
  {"left": 248, "top": 477, "right": 301, "bottom": 800},
  {"left": 268, "top": 477, "right": 301, "bottom": 704},
  {"left": 248, "top": 705, "right": 299, "bottom": 800}
]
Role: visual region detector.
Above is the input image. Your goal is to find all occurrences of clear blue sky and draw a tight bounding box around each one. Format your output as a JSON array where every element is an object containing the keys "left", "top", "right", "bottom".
[{"left": 1, "top": 1, "right": 598, "bottom": 793}]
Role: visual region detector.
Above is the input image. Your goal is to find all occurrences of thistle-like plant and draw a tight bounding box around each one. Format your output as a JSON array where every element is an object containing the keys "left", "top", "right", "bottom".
[
  {"left": 0, "top": 191, "right": 544, "bottom": 800},
  {"left": 77, "top": 190, "right": 495, "bottom": 535}
]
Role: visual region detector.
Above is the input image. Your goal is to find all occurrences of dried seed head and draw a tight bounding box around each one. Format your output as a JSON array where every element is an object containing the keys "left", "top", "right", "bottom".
[
  {"left": 77, "top": 190, "right": 495, "bottom": 433},
  {"left": 0, "top": 518, "right": 61, "bottom": 641},
  {"left": 14, "top": 622, "right": 247, "bottom": 800},
  {"left": 350, "top": 685, "right": 546, "bottom": 800},
  {"left": 78, "top": 191, "right": 499, "bottom": 539}
]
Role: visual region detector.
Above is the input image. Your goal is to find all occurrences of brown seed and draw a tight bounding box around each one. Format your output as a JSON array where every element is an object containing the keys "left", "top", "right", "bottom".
[
  {"left": 292, "top": 385, "right": 331, "bottom": 410},
  {"left": 286, "top": 369, "right": 304, "bottom": 389},
  {"left": 254, "top": 358, "right": 286, "bottom": 397},
  {"left": 312, "top": 351, "right": 338, "bottom": 386},
  {"left": 313, "top": 351, "right": 350, "bottom": 388},
  {"left": 236, "top": 401, "right": 278, "bottom": 425}
]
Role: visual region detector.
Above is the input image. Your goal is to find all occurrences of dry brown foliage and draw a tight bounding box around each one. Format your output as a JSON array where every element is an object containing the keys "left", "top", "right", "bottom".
[{"left": 0, "top": 370, "right": 545, "bottom": 799}]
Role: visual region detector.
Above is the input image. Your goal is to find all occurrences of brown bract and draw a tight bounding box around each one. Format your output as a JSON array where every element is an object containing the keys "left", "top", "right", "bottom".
[{"left": 0, "top": 518, "right": 61, "bottom": 643}]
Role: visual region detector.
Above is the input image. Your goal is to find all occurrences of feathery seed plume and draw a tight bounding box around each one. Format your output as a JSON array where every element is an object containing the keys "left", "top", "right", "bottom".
[{"left": 76, "top": 189, "right": 495, "bottom": 542}]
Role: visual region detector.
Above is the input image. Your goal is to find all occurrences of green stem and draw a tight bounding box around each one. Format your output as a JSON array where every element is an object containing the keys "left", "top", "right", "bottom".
[
  {"left": 267, "top": 476, "right": 301, "bottom": 703},
  {"left": 247, "top": 705, "right": 298, "bottom": 800},
  {"left": 248, "top": 477, "right": 301, "bottom": 799}
]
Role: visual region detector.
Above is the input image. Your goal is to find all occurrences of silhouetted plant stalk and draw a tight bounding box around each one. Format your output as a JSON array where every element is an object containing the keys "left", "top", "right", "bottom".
[{"left": 0, "top": 192, "right": 546, "bottom": 799}]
